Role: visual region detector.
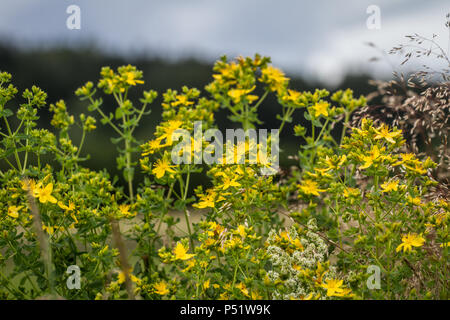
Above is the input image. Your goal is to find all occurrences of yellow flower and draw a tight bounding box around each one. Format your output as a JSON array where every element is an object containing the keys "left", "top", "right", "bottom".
[
  {"left": 7, "top": 205, "right": 22, "bottom": 219},
  {"left": 225, "top": 236, "right": 243, "bottom": 250},
  {"left": 173, "top": 242, "right": 195, "bottom": 260},
  {"left": 152, "top": 158, "right": 176, "bottom": 179},
  {"left": 154, "top": 281, "right": 170, "bottom": 295},
  {"left": 435, "top": 212, "right": 446, "bottom": 225},
  {"left": 141, "top": 139, "right": 162, "bottom": 156},
  {"left": 237, "top": 225, "right": 247, "bottom": 238},
  {"left": 236, "top": 282, "right": 249, "bottom": 297},
  {"left": 194, "top": 193, "right": 215, "bottom": 209},
  {"left": 222, "top": 176, "right": 240, "bottom": 190},
  {"left": 172, "top": 95, "right": 194, "bottom": 107},
  {"left": 203, "top": 279, "right": 210, "bottom": 290},
  {"left": 105, "top": 78, "right": 118, "bottom": 91},
  {"left": 381, "top": 180, "right": 399, "bottom": 193},
  {"left": 359, "top": 145, "right": 381, "bottom": 169},
  {"left": 212, "top": 62, "right": 239, "bottom": 87},
  {"left": 393, "top": 153, "right": 416, "bottom": 166},
  {"left": 219, "top": 292, "right": 229, "bottom": 300},
  {"left": 315, "top": 261, "right": 327, "bottom": 284},
  {"left": 282, "top": 89, "right": 301, "bottom": 103},
  {"left": 299, "top": 179, "right": 325, "bottom": 196},
  {"left": 228, "top": 86, "right": 258, "bottom": 104},
  {"left": 123, "top": 71, "right": 144, "bottom": 86},
  {"left": 130, "top": 273, "right": 142, "bottom": 285},
  {"left": 334, "top": 288, "right": 353, "bottom": 298},
  {"left": 118, "top": 204, "right": 136, "bottom": 217},
  {"left": 193, "top": 190, "right": 224, "bottom": 209},
  {"left": 256, "top": 148, "right": 273, "bottom": 167},
  {"left": 182, "top": 259, "right": 196, "bottom": 273},
  {"left": 99, "top": 245, "right": 109, "bottom": 256},
  {"left": 374, "top": 124, "right": 401, "bottom": 144},
  {"left": 58, "top": 201, "right": 75, "bottom": 211},
  {"left": 323, "top": 155, "right": 346, "bottom": 170},
  {"left": 405, "top": 163, "right": 427, "bottom": 175},
  {"left": 314, "top": 167, "right": 332, "bottom": 178},
  {"left": 343, "top": 187, "right": 359, "bottom": 198},
  {"left": 260, "top": 66, "right": 288, "bottom": 92},
  {"left": 157, "top": 120, "right": 183, "bottom": 146},
  {"left": 407, "top": 196, "right": 422, "bottom": 206},
  {"left": 42, "top": 224, "right": 55, "bottom": 235},
  {"left": 396, "top": 233, "right": 425, "bottom": 253},
  {"left": 59, "top": 201, "right": 78, "bottom": 223},
  {"left": 251, "top": 291, "right": 262, "bottom": 300},
  {"left": 401, "top": 153, "right": 416, "bottom": 162},
  {"left": 292, "top": 238, "right": 304, "bottom": 250},
  {"left": 94, "top": 293, "right": 103, "bottom": 300},
  {"left": 37, "top": 183, "right": 57, "bottom": 204},
  {"left": 278, "top": 230, "right": 290, "bottom": 242},
  {"left": 311, "top": 101, "right": 329, "bottom": 117},
  {"left": 117, "top": 268, "right": 140, "bottom": 285},
  {"left": 321, "top": 279, "right": 345, "bottom": 297},
  {"left": 292, "top": 264, "right": 303, "bottom": 272},
  {"left": 117, "top": 271, "right": 126, "bottom": 284},
  {"left": 300, "top": 293, "right": 316, "bottom": 300},
  {"left": 22, "top": 179, "right": 42, "bottom": 197}
]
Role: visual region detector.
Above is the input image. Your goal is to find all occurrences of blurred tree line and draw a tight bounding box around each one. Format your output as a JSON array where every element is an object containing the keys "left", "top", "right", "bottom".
[{"left": 0, "top": 43, "right": 376, "bottom": 189}]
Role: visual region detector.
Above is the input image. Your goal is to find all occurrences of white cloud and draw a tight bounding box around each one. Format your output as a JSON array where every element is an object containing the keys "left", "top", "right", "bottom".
[
  {"left": 0, "top": 0, "right": 447, "bottom": 84},
  {"left": 305, "top": 3, "right": 449, "bottom": 85}
]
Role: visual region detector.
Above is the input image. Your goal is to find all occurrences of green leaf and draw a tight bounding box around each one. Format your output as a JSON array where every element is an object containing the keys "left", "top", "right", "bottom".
[
  {"left": 110, "top": 137, "right": 123, "bottom": 144},
  {"left": 123, "top": 167, "right": 135, "bottom": 182},
  {"left": 115, "top": 107, "right": 123, "bottom": 120},
  {"left": 0, "top": 108, "right": 13, "bottom": 117},
  {"left": 303, "top": 111, "right": 311, "bottom": 121}
]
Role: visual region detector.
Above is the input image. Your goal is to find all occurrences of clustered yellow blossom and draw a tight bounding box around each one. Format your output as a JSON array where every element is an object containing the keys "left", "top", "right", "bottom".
[
  {"left": 298, "top": 179, "right": 325, "bottom": 197},
  {"left": 396, "top": 233, "right": 425, "bottom": 253},
  {"left": 152, "top": 157, "right": 177, "bottom": 179},
  {"left": 97, "top": 65, "right": 144, "bottom": 94},
  {"left": 321, "top": 279, "right": 352, "bottom": 297}
]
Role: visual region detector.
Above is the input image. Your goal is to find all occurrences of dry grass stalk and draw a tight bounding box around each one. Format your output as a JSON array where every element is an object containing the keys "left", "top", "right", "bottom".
[
  {"left": 23, "top": 177, "right": 56, "bottom": 298},
  {"left": 110, "top": 218, "right": 135, "bottom": 300}
]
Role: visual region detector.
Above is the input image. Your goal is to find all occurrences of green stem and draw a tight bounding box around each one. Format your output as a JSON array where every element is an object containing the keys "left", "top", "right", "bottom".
[
  {"left": 0, "top": 269, "right": 31, "bottom": 299},
  {"left": 253, "top": 91, "right": 268, "bottom": 111},
  {"left": 3, "top": 116, "right": 22, "bottom": 172},
  {"left": 117, "top": 92, "right": 134, "bottom": 202},
  {"left": 125, "top": 137, "right": 134, "bottom": 202},
  {"left": 76, "top": 129, "right": 86, "bottom": 158},
  {"left": 130, "top": 102, "right": 148, "bottom": 135},
  {"left": 310, "top": 118, "right": 330, "bottom": 165},
  {"left": 182, "top": 166, "right": 194, "bottom": 249},
  {"left": 88, "top": 97, "right": 124, "bottom": 137},
  {"left": 316, "top": 119, "right": 330, "bottom": 143},
  {"left": 278, "top": 105, "right": 295, "bottom": 134},
  {"left": 243, "top": 102, "right": 249, "bottom": 131},
  {"left": 231, "top": 257, "right": 239, "bottom": 288}
]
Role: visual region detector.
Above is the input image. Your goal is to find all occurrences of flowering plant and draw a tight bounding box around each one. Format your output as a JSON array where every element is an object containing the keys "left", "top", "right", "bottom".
[{"left": 0, "top": 54, "right": 447, "bottom": 300}]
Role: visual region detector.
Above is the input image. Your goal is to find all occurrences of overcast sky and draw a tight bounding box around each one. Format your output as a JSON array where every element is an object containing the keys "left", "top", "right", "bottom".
[{"left": 0, "top": 0, "right": 448, "bottom": 85}]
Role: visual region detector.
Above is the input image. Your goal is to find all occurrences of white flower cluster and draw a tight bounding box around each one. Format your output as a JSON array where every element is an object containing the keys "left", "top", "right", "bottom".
[{"left": 266, "top": 219, "right": 334, "bottom": 300}]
